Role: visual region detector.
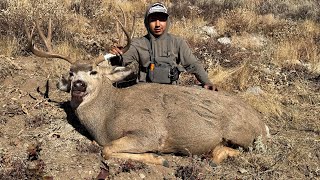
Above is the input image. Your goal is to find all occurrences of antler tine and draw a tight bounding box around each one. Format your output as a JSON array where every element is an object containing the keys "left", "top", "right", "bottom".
[
  {"left": 94, "top": 8, "right": 135, "bottom": 66},
  {"left": 116, "top": 20, "right": 121, "bottom": 46},
  {"left": 94, "top": 17, "right": 132, "bottom": 66},
  {"left": 25, "top": 18, "right": 75, "bottom": 64},
  {"left": 114, "top": 17, "right": 131, "bottom": 53},
  {"left": 130, "top": 15, "right": 136, "bottom": 39},
  {"left": 35, "top": 18, "right": 52, "bottom": 52},
  {"left": 119, "top": 6, "right": 127, "bottom": 45},
  {"left": 24, "top": 22, "right": 35, "bottom": 43}
]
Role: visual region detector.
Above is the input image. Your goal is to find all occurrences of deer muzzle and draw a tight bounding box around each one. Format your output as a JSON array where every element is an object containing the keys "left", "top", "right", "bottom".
[{"left": 71, "top": 80, "right": 87, "bottom": 99}]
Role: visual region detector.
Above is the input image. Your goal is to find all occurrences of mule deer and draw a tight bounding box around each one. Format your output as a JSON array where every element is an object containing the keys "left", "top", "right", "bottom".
[{"left": 25, "top": 18, "right": 269, "bottom": 166}]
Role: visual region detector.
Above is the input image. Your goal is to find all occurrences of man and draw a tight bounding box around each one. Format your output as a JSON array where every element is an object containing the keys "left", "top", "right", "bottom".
[{"left": 107, "top": 2, "right": 216, "bottom": 90}]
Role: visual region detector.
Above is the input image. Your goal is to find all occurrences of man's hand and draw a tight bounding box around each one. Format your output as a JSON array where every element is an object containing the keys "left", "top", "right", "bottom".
[
  {"left": 204, "top": 84, "right": 218, "bottom": 91},
  {"left": 109, "top": 46, "right": 124, "bottom": 56}
]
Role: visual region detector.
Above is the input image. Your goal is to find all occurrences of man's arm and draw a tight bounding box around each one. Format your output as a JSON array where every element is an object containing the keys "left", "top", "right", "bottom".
[{"left": 178, "top": 39, "right": 217, "bottom": 90}]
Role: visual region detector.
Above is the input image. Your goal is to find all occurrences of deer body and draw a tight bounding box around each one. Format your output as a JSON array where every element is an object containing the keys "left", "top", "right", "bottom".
[{"left": 72, "top": 71, "right": 267, "bottom": 163}]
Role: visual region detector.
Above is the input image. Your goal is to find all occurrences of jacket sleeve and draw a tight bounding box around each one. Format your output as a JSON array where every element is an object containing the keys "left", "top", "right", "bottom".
[{"left": 178, "top": 39, "right": 213, "bottom": 85}]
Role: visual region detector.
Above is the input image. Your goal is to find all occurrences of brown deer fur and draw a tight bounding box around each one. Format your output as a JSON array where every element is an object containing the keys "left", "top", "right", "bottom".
[{"left": 62, "top": 63, "right": 269, "bottom": 165}]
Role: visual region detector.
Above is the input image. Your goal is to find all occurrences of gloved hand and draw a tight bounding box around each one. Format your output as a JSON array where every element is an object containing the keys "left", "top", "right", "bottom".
[{"left": 104, "top": 46, "right": 124, "bottom": 61}]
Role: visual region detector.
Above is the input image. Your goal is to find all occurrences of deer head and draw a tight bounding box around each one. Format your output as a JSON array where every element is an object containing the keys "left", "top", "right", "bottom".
[{"left": 24, "top": 17, "right": 134, "bottom": 108}]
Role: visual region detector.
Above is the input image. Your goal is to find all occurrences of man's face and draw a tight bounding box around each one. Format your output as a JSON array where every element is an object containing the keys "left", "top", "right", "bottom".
[{"left": 148, "top": 13, "right": 168, "bottom": 37}]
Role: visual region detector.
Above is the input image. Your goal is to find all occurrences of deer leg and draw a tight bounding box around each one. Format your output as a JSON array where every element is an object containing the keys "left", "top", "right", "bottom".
[
  {"left": 106, "top": 152, "right": 167, "bottom": 166},
  {"left": 102, "top": 136, "right": 168, "bottom": 166},
  {"left": 211, "top": 144, "right": 240, "bottom": 164}
]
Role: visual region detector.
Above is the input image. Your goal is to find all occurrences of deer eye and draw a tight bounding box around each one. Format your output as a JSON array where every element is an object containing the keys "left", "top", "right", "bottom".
[{"left": 90, "top": 71, "right": 98, "bottom": 75}]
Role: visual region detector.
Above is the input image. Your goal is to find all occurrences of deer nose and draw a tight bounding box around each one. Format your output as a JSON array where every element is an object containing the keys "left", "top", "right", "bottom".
[{"left": 72, "top": 80, "right": 87, "bottom": 91}]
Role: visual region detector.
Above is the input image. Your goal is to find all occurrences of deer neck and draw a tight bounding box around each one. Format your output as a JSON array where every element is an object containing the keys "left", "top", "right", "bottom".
[{"left": 74, "top": 80, "right": 116, "bottom": 145}]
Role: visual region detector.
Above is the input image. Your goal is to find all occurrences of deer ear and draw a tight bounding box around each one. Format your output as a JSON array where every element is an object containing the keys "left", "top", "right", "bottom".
[
  {"left": 57, "top": 74, "right": 71, "bottom": 92},
  {"left": 107, "top": 67, "right": 133, "bottom": 82}
]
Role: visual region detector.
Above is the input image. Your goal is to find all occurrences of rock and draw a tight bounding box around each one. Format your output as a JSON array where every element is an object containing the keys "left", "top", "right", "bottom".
[
  {"left": 261, "top": 67, "right": 272, "bottom": 74},
  {"left": 201, "top": 26, "right": 218, "bottom": 37},
  {"left": 217, "top": 37, "right": 231, "bottom": 45},
  {"left": 238, "top": 168, "right": 248, "bottom": 174},
  {"left": 246, "top": 86, "right": 264, "bottom": 95},
  {"left": 139, "top": 173, "right": 146, "bottom": 179},
  {"left": 232, "top": 33, "right": 267, "bottom": 49}
]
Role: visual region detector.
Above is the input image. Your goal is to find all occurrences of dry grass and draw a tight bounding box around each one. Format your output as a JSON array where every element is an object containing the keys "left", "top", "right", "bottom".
[
  {"left": 299, "top": 19, "right": 320, "bottom": 37},
  {"left": 241, "top": 91, "right": 284, "bottom": 118},
  {"left": 232, "top": 32, "right": 266, "bottom": 50},
  {"left": 272, "top": 38, "right": 320, "bottom": 70},
  {"left": 170, "top": 17, "right": 207, "bottom": 41},
  {"left": 215, "top": 8, "right": 260, "bottom": 34},
  {"left": 55, "top": 42, "right": 85, "bottom": 60},
  {"left": 208, "top": 61, "right": 253, "bottom": 91},
  {"left": 0, "top": 37, "right": 19, "bottom": 56}
]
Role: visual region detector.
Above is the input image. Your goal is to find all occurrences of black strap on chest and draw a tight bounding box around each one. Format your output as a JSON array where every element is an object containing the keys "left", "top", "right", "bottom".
[
  {"left": 144, "top": 35, "right": 179, "bottom": 84},
  {"left": 145, "top": 37, "right": 155, "bottom": 65}
]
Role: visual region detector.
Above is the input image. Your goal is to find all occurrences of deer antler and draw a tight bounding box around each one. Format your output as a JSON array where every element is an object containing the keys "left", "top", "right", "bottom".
[
  {"left": 114, "top": 6, "right": 136, "bottom": 52},
  {"left": 24, "top": 18, "right": 75, "bottom": 64},
  {"left": 114, "top": 17, "right": 131, "bottom": 53},
  {"left": 93, "top": 12, "right": 136, "bottom": 65},
  {"left": 116, "top": 6, "right": 127, "bottom": 46},
  {"left": 130, "top": 15, "right": 137, "bottom": 39}
]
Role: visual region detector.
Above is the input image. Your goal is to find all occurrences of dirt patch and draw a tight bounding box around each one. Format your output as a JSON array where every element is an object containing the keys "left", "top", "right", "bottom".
[
  {"left": 0, "top": 55, "right": 319, "bottom": 179},
  {"left": 0, "top": 56, "right": 21, "bottom": 83}
]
